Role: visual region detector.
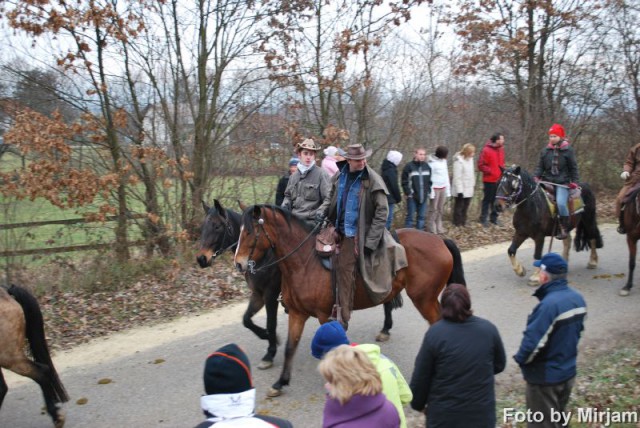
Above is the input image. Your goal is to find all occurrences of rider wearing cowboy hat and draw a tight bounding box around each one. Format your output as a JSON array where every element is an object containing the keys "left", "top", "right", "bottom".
[{"left": 281, "top": 138, "right": 331, "bottom": 222}]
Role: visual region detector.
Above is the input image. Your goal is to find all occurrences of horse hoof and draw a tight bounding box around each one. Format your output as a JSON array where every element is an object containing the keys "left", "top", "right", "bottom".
[
  {"left": 375, "top": 332, "right": 390, "bottom": 342},
  {"left": 515, "top": 268, "right": 526, "bottom": 277},
  {"left": 587, "top": 262, "right": 597, "bottom": 269},
  {"left": 527, "top": 278, "right": 540, "bottom": 287},
  {"left": 619, "top": 288, "right": 630, "bottom": 297},
  {"left": 257, "top": 360, "right": 273, "bottom": 370},
  {"left": 54, "top": 414, "right": 66, "bottom": 428},
  {"left": 266, "top": 387, "right": 282, "bottom": 398}
]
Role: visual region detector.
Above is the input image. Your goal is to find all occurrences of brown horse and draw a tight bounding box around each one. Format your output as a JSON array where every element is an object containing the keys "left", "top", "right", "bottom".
[
  {"left": 620, "top": 188, "right": 640, "bottom": 296},
  {"left": 233, "top": 204, "right": 465, "bottom": 396},
  {"left": 0, "top": 285, "right": 68, "bottom": 427}
]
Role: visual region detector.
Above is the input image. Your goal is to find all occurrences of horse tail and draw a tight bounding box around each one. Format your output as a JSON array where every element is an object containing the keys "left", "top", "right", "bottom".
[
  {"left": 574, "top": 184, "right": 604, "bottom": 252},
  {"left": 8, "top": 285, "right": 69, "bottom": 403},
  {"left": 443, "top": 239, "right": 466, "bottom": 286},
  {"left": 389, "top": 293, "right": 403, "bottom": 310}
]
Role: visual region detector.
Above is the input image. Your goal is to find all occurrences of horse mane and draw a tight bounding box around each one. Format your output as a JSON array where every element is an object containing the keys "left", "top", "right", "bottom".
[{"left": 241, "top": 204, "right": 316, "bottom": 234}]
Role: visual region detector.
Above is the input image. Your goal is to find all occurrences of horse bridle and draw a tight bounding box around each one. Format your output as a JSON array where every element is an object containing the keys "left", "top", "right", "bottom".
[
  {"left": 208, "top": 211, "right": 238, "bottom": 260},
  {"left": 495, "top": 171, "right": 539, "bottom": 209},
  {"left": 244, "top": 214, "right": 321, "bottom": 275}
]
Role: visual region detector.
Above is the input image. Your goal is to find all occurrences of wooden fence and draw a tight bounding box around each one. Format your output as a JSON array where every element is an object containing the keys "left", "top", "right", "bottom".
[{"left": 0, "top": 214, "right": 147, "bottom": 257}]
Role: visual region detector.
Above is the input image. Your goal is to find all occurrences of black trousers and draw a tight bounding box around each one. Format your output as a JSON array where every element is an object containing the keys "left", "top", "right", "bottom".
[
  {"left": 453, "top": 196, "right": 472, "bottom": 226},
  {"left": 480, "top": 182, "right": 499, "bottom": 223}
]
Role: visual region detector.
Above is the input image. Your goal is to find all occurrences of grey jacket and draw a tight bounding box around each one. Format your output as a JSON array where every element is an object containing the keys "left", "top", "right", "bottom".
[{"left": 282, "top": 164, "right": 331, "bottom": 220}]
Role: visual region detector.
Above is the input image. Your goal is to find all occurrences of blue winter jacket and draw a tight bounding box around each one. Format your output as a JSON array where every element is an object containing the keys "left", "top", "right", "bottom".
[{"left": 514, "top": 279, "right": 586, "bottom": 385}]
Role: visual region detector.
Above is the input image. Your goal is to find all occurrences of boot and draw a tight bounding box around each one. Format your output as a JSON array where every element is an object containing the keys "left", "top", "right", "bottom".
[
  {"left": 618, "top": 207, "right": 626, "bottom": 234},
  {"left": 555, "top": 216, "right": 569, "bottom": 240}
]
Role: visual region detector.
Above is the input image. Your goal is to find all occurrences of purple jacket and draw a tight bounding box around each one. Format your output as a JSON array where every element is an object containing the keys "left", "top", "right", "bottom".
[{"left": 323, "top": 393, "right": 400, "bottom": 428}]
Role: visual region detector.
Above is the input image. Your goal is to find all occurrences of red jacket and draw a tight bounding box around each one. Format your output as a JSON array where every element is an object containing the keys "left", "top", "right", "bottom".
[{"left": 477, "top": 141, "right": 505, "bottom": 183}]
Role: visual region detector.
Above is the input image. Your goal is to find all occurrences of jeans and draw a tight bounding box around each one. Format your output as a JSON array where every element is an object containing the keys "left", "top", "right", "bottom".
[
  {"left": 386, "top": 203, "right": 395, "bottom": 230},
  {"left": 556, "top": 186, "right": 569, "bottom": 217},
  {"left": 405, "top": 197, "right": 428, "bottom": 230}
]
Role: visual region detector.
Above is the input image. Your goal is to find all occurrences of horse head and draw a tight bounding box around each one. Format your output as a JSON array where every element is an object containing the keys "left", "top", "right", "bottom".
[
  {"left": 196, "top": 199, "right": 236, "bottom": 268},
  {"left": 495, "top": 165, "right": 526, "bottom": 212},
  {"left": 235, "top": 205, "right": 279, "bottom": 274}
]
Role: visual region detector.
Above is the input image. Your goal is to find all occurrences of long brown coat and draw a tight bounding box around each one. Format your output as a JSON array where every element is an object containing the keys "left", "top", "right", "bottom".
[{"left": 325, "top": 164, "right": 408, "bottom": 304}]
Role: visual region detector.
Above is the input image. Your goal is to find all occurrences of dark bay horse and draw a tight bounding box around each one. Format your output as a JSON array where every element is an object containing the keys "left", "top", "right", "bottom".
[
  {"left": 495, "top": 166, "right": 603, "bottom": 285},
  {"left": 0, "top": 285, "right": 68, "bottom": 427},
  {"left": 195, "top": 200, "right": 402, "bottom": 369},
  {"left": 619, "top": 188, "right": 640, "bottom": 296},
  {"left": 233, "top": 204, "right": 465, "bottom": 397}
]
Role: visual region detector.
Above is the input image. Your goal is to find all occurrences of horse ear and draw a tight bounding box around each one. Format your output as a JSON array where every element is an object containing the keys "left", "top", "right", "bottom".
[
  {"left": 252, "top": 205, "right": 261, "bottom": 219},
  {"left": 238, "top": 200, "right": 247, "bottom": 211},
  {"left": 214, "top": 199, "right": 227, "bottom": 219},
  {"left": 514, "top": 166, "right": 521, "bottom": 174},
  {"left": 202, "top": 200, "right": 210, "bottom": 213}
]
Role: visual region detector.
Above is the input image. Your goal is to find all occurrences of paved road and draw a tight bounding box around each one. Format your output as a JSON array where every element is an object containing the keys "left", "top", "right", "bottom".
[{"left": 2, "top": 225, "right": 639, "bottom": 428}]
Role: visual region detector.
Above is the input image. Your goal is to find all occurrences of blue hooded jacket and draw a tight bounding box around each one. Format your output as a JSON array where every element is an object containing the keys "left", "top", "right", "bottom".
[{"left": 514, "top": 279, "right": 586, "bottom": 385}]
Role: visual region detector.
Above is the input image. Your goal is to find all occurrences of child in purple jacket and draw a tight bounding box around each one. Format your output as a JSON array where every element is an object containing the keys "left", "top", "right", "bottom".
[{"left": 318, "top": 345, "right": 399, "bottom": 428}]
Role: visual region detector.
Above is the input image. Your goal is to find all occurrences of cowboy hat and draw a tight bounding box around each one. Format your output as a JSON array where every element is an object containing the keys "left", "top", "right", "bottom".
[
  {"left": 343, "top": 144, "right": 372, "bottom": 160},
  {"left": 297, "top": 138, "right": 322, "bottom": 151}
]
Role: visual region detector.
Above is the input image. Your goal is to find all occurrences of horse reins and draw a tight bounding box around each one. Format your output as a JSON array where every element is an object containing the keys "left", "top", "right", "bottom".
[
  {"left": 495, "top": 172, "right": 540, "bottom": 209},
  {"left": 245, "top": 216, "right": 322, "bottom": 275},
  {"left": 208, "top": 212, "right": 238, "bottom": 260}
]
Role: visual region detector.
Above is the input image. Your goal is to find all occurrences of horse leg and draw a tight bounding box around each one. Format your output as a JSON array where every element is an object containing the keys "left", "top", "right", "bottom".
[
  {"left": 267, "top": 310, "right": 308, "bottom": 397},
  {"left": 257, "top": 283, "right": 281, "bottom": 370},
  {"left": 508, "top": 234, "right": 528, "bottom": 277},
  {"left": 242, "top": 290, "right": 268, "bottom": 341},
  {"left": 7, "top": 358, "right": 65, "bottom": 427},
  {"left": 587, "top": 238, "right": 599, "bottom": 269},
  {"left": 620, "top": 237, "right": 636, "bottom": 296},
  {"left": 375, "top": 301, "right": 393, "bottom": 343},
  {"left": 528, "top": 237, "right": 546, "bottom": 286},
  {"left": 562, "top": 235, "right": 571, "bottom": 262}
]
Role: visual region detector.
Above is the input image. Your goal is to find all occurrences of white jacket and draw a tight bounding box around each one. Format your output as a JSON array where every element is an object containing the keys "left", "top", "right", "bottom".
[
  {"left": 451, "top": 152, "right": 476, "bottom": 198},
  {"left": 428, "top": 156, "right": 451, "bottom": 198}
]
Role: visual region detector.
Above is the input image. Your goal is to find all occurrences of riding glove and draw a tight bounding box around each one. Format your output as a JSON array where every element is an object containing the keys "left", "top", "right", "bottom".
[
  {"left": 569, "top": 182, "right": 578, "bottom": 189},
  {"left": 621, "top": 171, "right": 630, "bottom": 180}
]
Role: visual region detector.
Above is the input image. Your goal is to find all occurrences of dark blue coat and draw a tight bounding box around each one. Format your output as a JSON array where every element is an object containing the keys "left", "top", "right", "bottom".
[{"left": 514, "top": 279, "right": 586, "bottom": 385}]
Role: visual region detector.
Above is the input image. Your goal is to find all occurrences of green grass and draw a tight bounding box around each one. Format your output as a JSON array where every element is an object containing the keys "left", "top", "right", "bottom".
[{"left": 497, "top": 346, "right": 640, "bottom": 427}]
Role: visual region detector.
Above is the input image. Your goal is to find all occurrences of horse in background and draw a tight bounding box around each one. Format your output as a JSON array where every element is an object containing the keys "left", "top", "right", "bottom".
[
  {"left": 619, "top": 188, "right": 640, "bottom": 296},
  {"left": 196, "top": 200, "right": 403, "bottom": 369},
  {"left": 234, "top": 204, "right": 465, "bottom": 396},
  {"left": 0, "top": 284, "right": 68, "bottom": 427},
  {"left": 495, "top": 165, "right": 603, "bottom": 286}
]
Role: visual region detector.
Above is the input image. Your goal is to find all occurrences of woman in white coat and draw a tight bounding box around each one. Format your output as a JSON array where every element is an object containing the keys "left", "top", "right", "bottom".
[{"left": 451, "top": 144, "right": 476, "bottom": 227}]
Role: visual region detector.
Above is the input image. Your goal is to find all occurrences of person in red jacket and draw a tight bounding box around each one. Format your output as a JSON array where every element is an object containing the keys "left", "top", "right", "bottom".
[{"left": 477, "top": 133, "right": 505, "bottom": 227}]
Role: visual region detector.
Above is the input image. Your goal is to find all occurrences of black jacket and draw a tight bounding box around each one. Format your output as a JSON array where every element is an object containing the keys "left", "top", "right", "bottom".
[
  {"left": 401, "top": 160, "right": 432, "bottom": 204},
  {"left": 380, "top": 159, "right": 402, "bottom": 204},
  {"left": 533, "top": 142, "right": 580, "bottom": 185},
  {"left": 275, "top": 174, "right": 290, "bottom": 206}
]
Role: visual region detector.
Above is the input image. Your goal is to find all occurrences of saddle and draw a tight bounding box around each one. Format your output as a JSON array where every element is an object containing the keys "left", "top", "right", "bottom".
[
  {"left": 622, "top": 183, "right": 640, "bottom": 205},
  {"left": 540, "top": 183, "right": 584, "bottom": 217}
]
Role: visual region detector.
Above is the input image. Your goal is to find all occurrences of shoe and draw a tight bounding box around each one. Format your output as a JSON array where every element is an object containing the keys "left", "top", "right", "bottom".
[
  {"left": 481, "top": 220, "right": 489, "bottom": 228},
  {"left": 490, "top": 219, "right": 502, "bottom": 227},
  {"left": 617, "top": 225, "right": 626, "bottom": 234}
]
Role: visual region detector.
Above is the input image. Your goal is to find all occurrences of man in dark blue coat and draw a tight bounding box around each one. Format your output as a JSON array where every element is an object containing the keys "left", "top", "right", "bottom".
[{"left": 514, "top": 252, "right": 586, "bottom": 428}]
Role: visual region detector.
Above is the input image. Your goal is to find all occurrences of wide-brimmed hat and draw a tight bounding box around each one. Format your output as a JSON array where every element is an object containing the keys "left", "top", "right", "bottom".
[
  {"left": 297, "top": 138, "right": 322, "bottom": 151},
  {"left": 343, "top": 144, "right": 372, "bottom": 160}
]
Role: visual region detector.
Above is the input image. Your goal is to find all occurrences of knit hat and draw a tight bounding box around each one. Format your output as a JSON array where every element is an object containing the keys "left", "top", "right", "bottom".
[
  {"left": 289, "top": 157, "right": 300, "bottom": 167},
  {"left": 324, "top": 146, "right": 339, "bottom": 157},
  {"left": 533, "top": 252, "right": 568, "bottom": 275},
  {"left": 311, "top": 321, "right": 350, "bottom": 359},
  {"left": 386, "top": 150, "right": 403, "bottom": 166},
  {"left": 548, "top": 124, "right": 566, "bottom": 138},
  {"left": 203, "top": 343, "right": 253, "bottom": 395}
]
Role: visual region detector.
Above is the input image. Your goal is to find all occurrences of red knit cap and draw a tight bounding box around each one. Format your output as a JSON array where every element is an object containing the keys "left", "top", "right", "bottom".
[{"left": 548, "top": 123, "right": 565, "bottom": 138}]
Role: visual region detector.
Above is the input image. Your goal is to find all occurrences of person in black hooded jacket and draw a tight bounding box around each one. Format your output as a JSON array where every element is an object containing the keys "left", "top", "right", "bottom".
[{"left": 381, "top": 150, "right": 403, "bottom": 229}]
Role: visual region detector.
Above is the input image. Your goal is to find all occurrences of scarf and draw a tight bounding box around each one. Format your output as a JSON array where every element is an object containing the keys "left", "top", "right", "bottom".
[
  {"left": 297, "top": 162, "right": 315, "bottom": 175},
  {"left": 547, "top": 139, "right": 570, "bottom": 176}
]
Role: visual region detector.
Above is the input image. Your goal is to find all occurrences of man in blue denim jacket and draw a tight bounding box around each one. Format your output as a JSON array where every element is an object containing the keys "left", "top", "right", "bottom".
[{"left": 514, "top": 252, "right": 586, "bottom": 428}]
